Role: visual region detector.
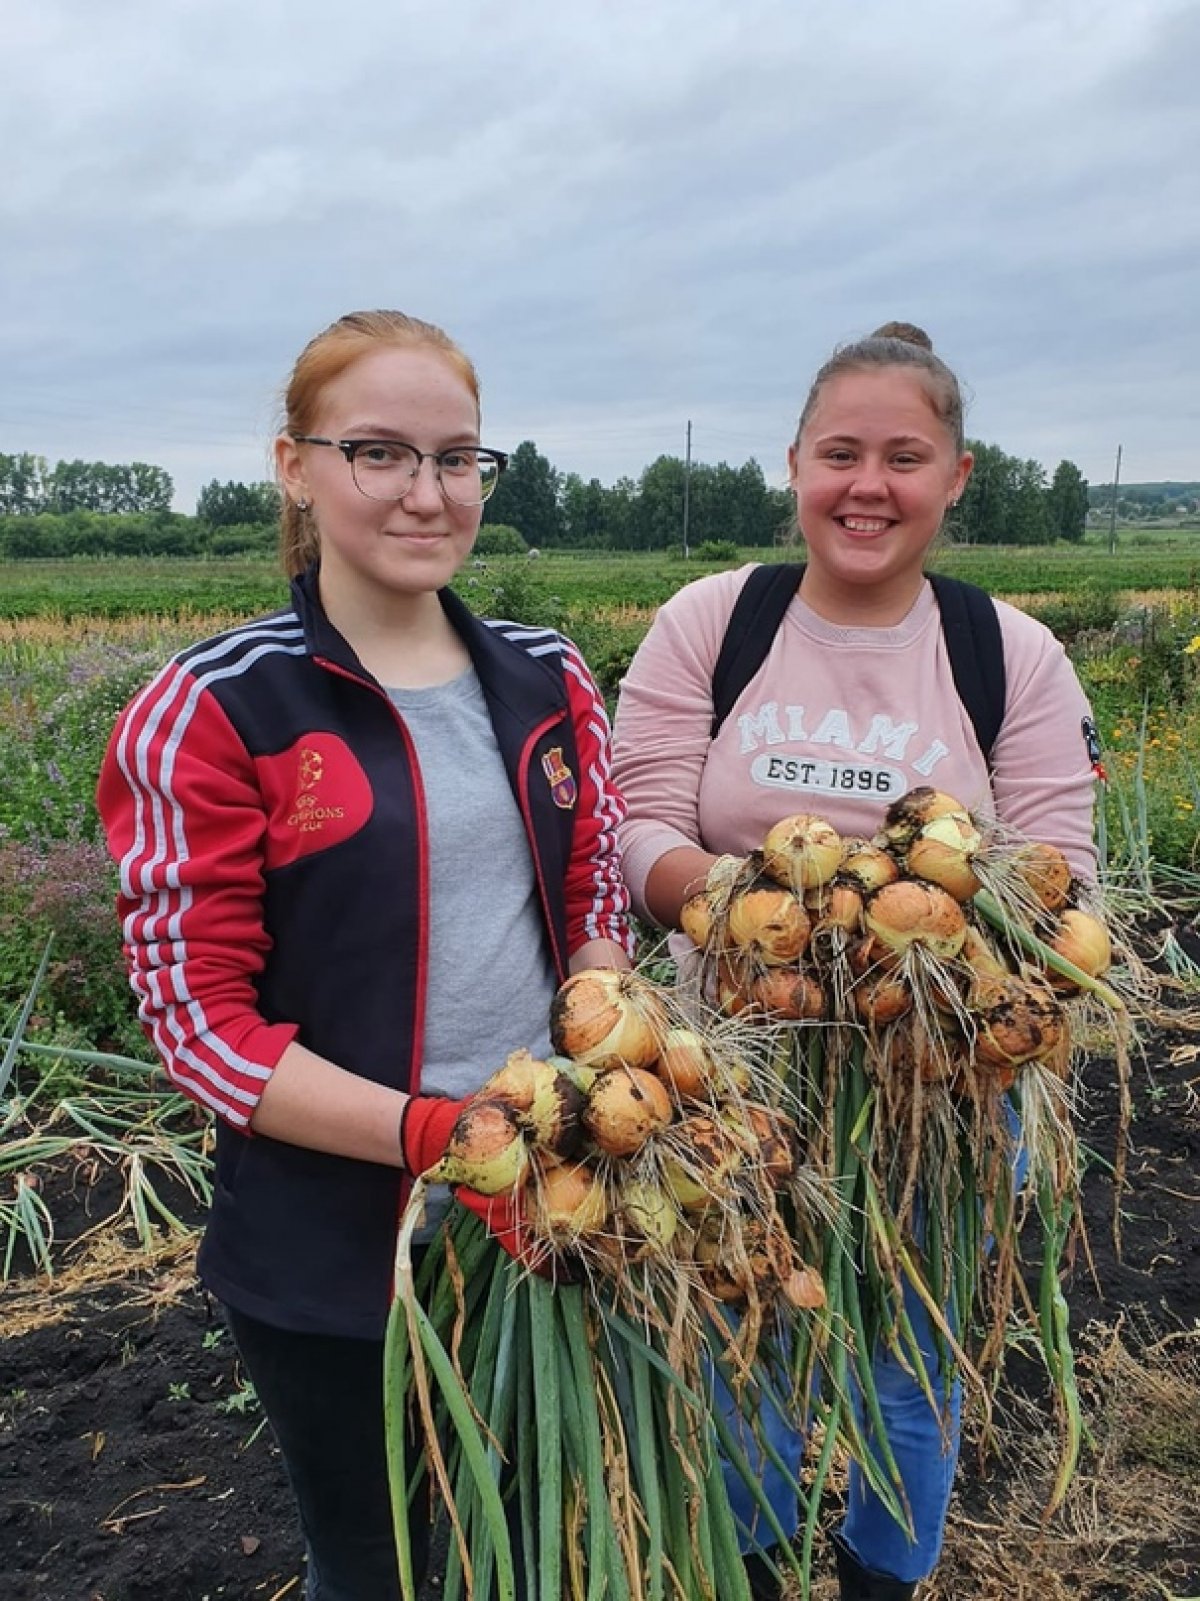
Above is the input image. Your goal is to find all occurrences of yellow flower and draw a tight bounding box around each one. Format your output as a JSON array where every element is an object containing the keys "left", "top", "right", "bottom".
[{"left": 1184, "top": 635, "right": 1200, "bottom": 655}]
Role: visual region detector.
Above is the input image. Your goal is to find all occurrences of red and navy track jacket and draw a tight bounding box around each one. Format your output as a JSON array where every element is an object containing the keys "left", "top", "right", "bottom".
[{"left": 97, "top": 566, "right": 632, "bottom": 1336}]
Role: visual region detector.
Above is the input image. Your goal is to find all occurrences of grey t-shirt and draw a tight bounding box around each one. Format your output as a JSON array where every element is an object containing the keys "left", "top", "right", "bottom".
[{"left": 388, "top": 668, "right": 557, "bottom": 1232}]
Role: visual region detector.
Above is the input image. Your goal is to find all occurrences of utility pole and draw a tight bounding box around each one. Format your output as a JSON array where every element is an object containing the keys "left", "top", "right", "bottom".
[
  {"left": 1107, "top": 443, "right": 1122, "bottom": 556},
  {"left": 682, "top": 420, "right": 692, "bottom": 559}
]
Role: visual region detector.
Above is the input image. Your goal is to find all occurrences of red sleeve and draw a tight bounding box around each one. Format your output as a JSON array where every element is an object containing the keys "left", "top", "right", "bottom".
[
  {"left": 558, "top": 639, "right": 636, "bottom": 960},
  {"left": 96, "top": 661, "right": 298, "bottom": 1129}
]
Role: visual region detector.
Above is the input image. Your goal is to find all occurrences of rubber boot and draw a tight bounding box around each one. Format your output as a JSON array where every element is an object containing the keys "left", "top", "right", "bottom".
[
  {"left": 743, "top": 1551, "right": 782, "bottom": 1600},
  {"left": 832, "top": 1533, "right": 918, "bottom": 1600}
]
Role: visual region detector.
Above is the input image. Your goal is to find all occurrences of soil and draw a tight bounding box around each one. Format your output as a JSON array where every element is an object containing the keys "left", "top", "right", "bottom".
[{"left": 3, "top": 1025, "right": 1198, "bottom": 1601}]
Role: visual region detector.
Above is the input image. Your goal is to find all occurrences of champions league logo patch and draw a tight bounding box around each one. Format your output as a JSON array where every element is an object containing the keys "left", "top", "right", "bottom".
[{"left": 542, "top": 747, "right": 577, "bottom": 810}]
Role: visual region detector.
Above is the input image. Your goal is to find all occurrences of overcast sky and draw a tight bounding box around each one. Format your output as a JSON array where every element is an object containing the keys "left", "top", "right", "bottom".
[{"left": 3, "top": 0, "right": 1198, "bottom": 513}]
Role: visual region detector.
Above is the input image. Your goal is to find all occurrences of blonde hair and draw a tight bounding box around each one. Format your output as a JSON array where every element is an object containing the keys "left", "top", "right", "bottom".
[
  {"left": 794, "top": 320, "right": 966, "bottom": 453},
  {"left": 278, "top": 311, "right": 481, "bottom": 577}
]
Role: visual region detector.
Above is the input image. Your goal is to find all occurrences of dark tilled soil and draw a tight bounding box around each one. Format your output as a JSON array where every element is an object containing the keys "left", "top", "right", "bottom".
[{"left": 2, "top": 1035, "right": 1198, "bottom": 1601}]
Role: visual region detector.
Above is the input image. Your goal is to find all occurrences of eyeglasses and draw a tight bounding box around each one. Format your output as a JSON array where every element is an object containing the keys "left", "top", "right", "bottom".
[{"left": 291, "top": 436, "right": 508, "bottom": 506}]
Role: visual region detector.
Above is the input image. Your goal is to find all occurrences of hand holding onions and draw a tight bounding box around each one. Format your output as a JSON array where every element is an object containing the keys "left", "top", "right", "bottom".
[{"left": 398, "top": 966, "right": 827, "bottom": 1320}]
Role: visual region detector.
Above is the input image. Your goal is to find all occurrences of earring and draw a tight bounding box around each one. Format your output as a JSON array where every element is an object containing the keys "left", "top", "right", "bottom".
[{"left": 297, "top": 497, "right": 310, "bottom": 512}]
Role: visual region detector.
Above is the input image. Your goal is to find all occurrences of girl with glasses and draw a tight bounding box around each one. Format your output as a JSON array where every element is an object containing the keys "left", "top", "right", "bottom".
[{"left": 98, "top": 309, "right": 633, "bottom": 1599}]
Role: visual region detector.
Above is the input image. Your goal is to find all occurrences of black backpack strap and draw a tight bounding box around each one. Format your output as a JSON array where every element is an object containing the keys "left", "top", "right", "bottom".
[
  {"left": 710, "top": 564, "right": 1007, "bottom": 764},
  {"left": 710, "top": 564, "right": 805, "bottom": 738},
  {"left": 928, "top": 573, "right": 1007, "bottom": 766}
]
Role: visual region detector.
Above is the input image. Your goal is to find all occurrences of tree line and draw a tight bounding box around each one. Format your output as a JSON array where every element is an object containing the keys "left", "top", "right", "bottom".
[
  {"left": 1085, "top": 481, "right": 1200, "bottom": 520},
  {"left": 0, "top": 441, "right": 1092, "bottom": 559},
  {"left": 0, "top": 452, "right": 173, "bottom": 516},
  {"left": 482, "top": 440, "right": 1089, "bottom": 549}
]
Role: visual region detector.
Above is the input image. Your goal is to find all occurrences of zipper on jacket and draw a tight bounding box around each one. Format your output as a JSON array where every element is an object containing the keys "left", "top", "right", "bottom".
[{"left": 313, "top": 656, "right": 431, "bottom": 1097}]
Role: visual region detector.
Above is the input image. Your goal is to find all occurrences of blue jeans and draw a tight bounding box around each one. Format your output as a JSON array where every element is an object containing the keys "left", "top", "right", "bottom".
[
  {"left": 725, "top": 1098, "right": 1027, "bottom": 1585},
  {"left": 721, "top": 1277, "right": 959, "bottom": 1585}
]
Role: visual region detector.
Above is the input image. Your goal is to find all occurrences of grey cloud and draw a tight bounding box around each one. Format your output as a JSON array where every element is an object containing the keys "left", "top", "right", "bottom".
[{"left": 2, "top": 0, "right": 1196, "bottom": 509}]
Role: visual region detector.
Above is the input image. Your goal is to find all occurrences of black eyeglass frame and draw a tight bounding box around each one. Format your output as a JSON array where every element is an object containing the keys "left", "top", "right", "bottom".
[{"left": 290, "top": 435, "right": 509, "bottom": 503}]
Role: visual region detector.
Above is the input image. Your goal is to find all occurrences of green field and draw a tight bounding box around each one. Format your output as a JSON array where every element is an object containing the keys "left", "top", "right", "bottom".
[{"left": 0, "top": 534, "right": 1198, "bottom": 622}]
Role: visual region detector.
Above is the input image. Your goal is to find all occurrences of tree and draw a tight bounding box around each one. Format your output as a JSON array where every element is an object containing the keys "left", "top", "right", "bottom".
[
  {"left": 636, "top": 456, "right": 688, "bottom": 551},
  {"left": 483, "top": 441, "right": 563, "bottom": 547},
  {"left": 1046, "top": 460, "right": 1088, "bottom": 543},
  {"left": 196, "top": 480, "right": 280, "bottom": 527},
  {"left": 0, "top": 452, "right": 49, "bottom": 514},
  {"left": 1010, "top": 459, "right": 1051, "bottom": 545},
  {"left": 560, "top": 474, "right": 610, "bottom": 549},
  {"left": 602, "top": 478, "right": 639, "bottom": 550},
  {"left": 43, "top": 458, "right": 175, "bottom": 514},
  {"left": 954, "top": 441, "right": 1012, "bottom": 545}
]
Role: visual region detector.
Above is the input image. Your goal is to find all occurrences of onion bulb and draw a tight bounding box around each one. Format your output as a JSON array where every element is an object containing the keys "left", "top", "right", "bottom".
[
  {"left": 550, "top": 969, "right": 667, "bottom": 1072},
  {"left": 882, "top": 787, "right": 973, "bottom": 850},
  {"left": 969, "top": 976, "right": 1065, "bottom": 1071},
  {"left": 761, "top": 813, "right": 843, "bottom": 892},
  {"left": 903, "top": 812, "right": 982, "bottom": 901},
  {"left": 694, "top": 1211, "right": 820, "bottom": 1308},
  {"left": 1011, "top": 841, "right": 1074, "bottom": 915},
  {"left": 429, "top": 1100, "right": 530, "bottom": 1194},
  {"left": 725, "top": 885, "right": 811, "bottom": 965},
  {"left": 782, "top": 1261, "right": 827, "bottom": 1310},
  {"left": 804, "top": 880, "right": 864, "bottom": 934},
  {"left": 680, "top": 891, "right": 715, "bottom": 951},
  {"left": 654, "top": 1026, "right": 718, "bottom": 1100},
  {"left": 530, "top": 1160, "right": 608, "bottom": 1244},
  {"left": 617, "top": 1179, "right": 679, "bottom": 1258},
  {"left": 715, "top": 958, "right": 753, "bottom": 1017},
  {"left": 852, "top": 970, "right": 913, "bottom": 1025},
  {"left": 1046, "top": 908, "right": 1112, "bottom": 990},
  {"left": 838, "top": 838, "right": 901, "bottom": 895},
  {"left": 961, "top": 924, "right": 1011, "bottom": 982},
  {"left": 478, "top": 1050, "right": 586, "bottom": 1161},
  {"left": 865, "top": 880, "right": 967, "bottom": 960},
  {"left": 661, "top": 1115, "right": 743, "bottom": 1210},
  {"left": 847, "top": 932, "right": 901, "bottom": 977},
  {"left": 745, "top": 966, "right": 827, "bottom": 1020},
  {"left": 583, "top": 1066, "right": 673, "bottom": 1156},
  {"left": 725, "top": 1103, "right": 796, "bottom": 1187}
]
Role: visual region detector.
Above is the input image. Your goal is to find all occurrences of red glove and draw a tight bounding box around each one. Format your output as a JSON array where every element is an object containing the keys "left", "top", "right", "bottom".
[
  {"left": 455, "top": 1185, "right": 530, "bottom": 1261},
  {"left": 400, "top": 1095, "right": 563, "bottom": 1280},
  {"left": 398, "top": 1093, "right": 469, "bottom": 1177}
]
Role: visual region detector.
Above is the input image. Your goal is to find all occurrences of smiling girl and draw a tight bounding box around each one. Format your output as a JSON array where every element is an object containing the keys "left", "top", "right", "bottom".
[{"left": 611, "top": 322, "right": 1098, "bottom": 1598}]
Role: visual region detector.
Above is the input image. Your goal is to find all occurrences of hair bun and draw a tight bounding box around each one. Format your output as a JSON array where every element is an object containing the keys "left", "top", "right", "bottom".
[{"left": 870, "top": 320, "right": 933, "bottom": 351}]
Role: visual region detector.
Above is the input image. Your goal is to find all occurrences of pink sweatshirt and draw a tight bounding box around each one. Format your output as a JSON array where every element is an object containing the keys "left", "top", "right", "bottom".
[{"left": 612, "top": 565, "right": 1098, "bottom": 922}]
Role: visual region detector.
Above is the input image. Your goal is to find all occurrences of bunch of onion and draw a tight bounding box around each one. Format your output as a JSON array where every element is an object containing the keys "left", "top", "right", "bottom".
[
  {"left": 529, "top": 972, "right": 826, "bottom": 1329},
  {"left": 387, "top": 949, "right": 936, "bottom": 1601},
  {"left": 667, "top": 787, "right": 1144, "bottom": 1540}
]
